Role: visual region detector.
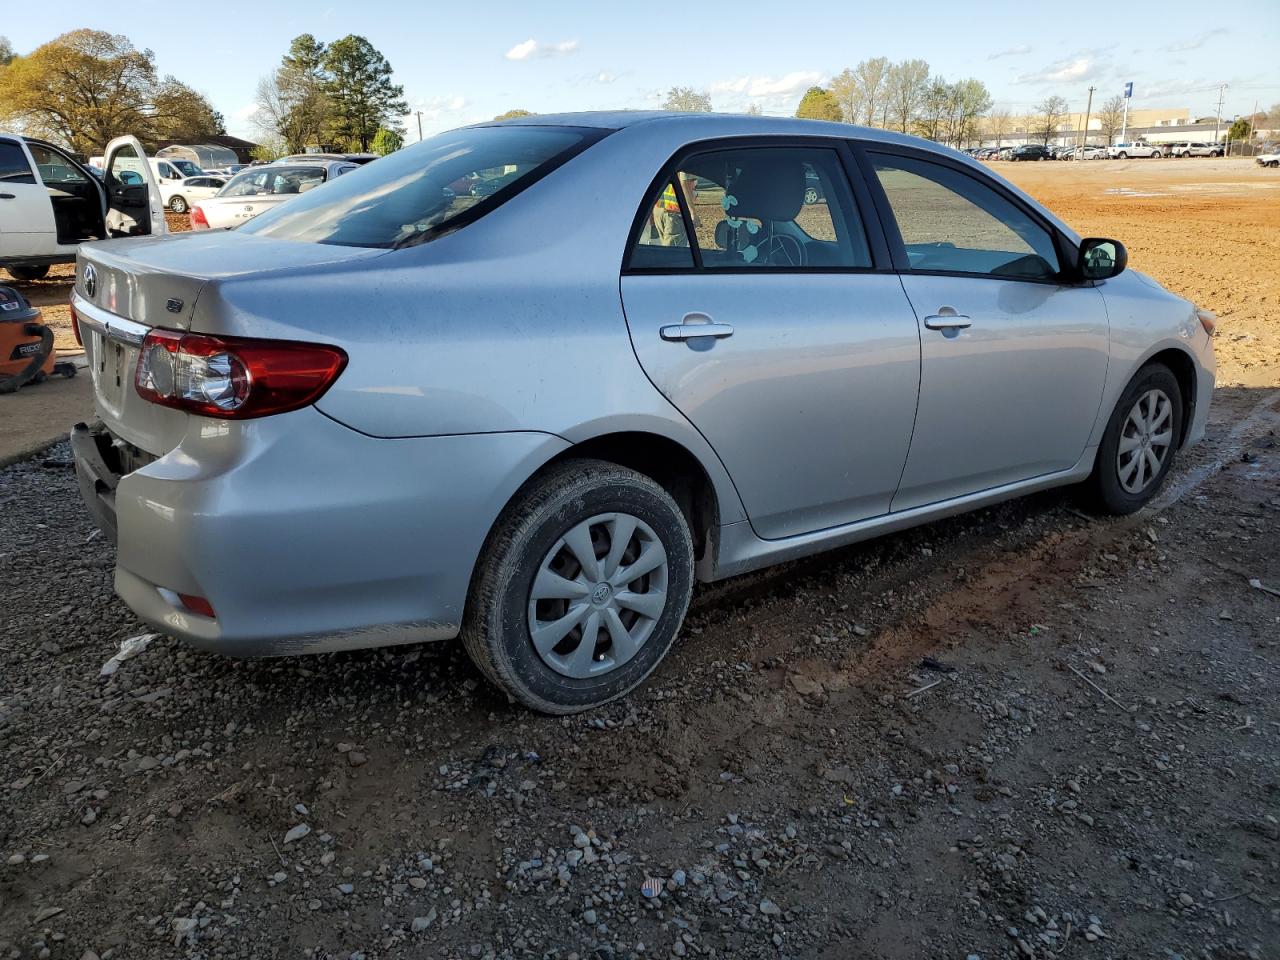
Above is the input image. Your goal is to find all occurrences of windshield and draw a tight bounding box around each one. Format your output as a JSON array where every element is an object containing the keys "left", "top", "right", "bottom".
[
  {"left": 220, "top": 165, "right": 327, "bottom": 198},
  {"left": 170, "top": 159, "right": 203, "bottom": 177},
  {"left": 238, "top": 125, "right": 601, "bottom": 248}
]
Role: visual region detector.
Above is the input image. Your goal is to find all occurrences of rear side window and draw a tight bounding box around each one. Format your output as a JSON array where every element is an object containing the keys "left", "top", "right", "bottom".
[
  {"left": 629, "top": 146, "right": 870, "bottom": 270},
  {"left": 0, "top": 141, "right": 36, "bottom": 185},
  {"left": 239, "top": 126, "right": 601, "bottom": 248},
  {"left": 871, "top": 153, "right": 1060, "bottom": 279}
]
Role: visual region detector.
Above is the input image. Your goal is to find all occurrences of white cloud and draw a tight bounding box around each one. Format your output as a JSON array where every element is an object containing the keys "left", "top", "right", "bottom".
[
  {"left": 1160, "top": 30, "right": 1227, "bottom": 53},
  {"left": 403, "top": 94, "right": 472, "bottom": 138},
  {"left": 1016, "top": 51, "right": 1111, "bottom": 85},
  {"left": 707, "top": 71, "right": 825, "bottom": 114},
  {"left": 505, "top": 38, "right": 579, "bottom": 61},
  {"left": 233, "top": 103, "right": 257, "bottom": 120},
  {"left": 595, "top": 71, "right": 616, "bottom": 84},
  {"left": 987, "top": 44, "right": 1031, "bottom": 60}
]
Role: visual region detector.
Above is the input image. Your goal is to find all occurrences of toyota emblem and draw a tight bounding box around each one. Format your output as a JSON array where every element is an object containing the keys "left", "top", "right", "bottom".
[{"left": 83, "top": 263, "right": 96, "bottom": 297}]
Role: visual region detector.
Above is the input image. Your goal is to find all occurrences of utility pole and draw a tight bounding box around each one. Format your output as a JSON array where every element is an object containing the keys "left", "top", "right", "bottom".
[
  {"left": 1078, "top": 86, "right": 1095, "bottom": 157},
  {"left": 415, "top": 111, "right": 424, "bottom": 142},
  {"left": 1213, "top": 83, "right": 1227, "bottom": 145}
]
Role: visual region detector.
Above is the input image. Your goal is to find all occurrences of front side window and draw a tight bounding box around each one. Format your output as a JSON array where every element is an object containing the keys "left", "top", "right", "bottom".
[
  {"left": 26, "top": 143, "right": 87, "bottom": 185},
  {"left": 239, "top": 126, "right": 599, "bottom": 247},
  {"left": 0, "top": 141, "right": 36, "bottom": 184},
  {"left": 872, "top": 153, "right": 1060, "bottom": 280},
  {"left": 628, "top": 145, "right": 870, "bottom": 270}
]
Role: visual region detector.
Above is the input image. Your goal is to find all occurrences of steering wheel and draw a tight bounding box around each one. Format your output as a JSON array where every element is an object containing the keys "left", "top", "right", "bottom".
[{"left": 755, "top": 233, "right": 805, "bottom": 267}]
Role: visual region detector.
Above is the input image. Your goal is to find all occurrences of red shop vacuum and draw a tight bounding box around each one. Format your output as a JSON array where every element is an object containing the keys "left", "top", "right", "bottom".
[{"left": 0, "top": 284, "right": 76, "bottom": 393}]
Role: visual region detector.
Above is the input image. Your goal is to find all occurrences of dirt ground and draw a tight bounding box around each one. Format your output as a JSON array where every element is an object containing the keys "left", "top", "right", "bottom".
[{"left": 1, "top": 160, "right": 1278, "bottom": 960}]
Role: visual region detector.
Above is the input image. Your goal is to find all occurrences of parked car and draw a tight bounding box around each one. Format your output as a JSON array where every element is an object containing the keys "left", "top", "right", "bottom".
[
  {"left": 69, "top": 112, "right": 1216, "bottom": 712},
  {"left": 1108, "top": 141, "right": 1162, "bottom": 159},
  {"left": 276, "top": 152, "right": 379, "bottom": 166},
  {"left": 190, "top": 161, "right": 357, "bottom": 229},
  {"left": 1009, "top": 143, "right": 1051, "bottom": 161},
  {"left": 0, "top": 133, "right": 166, "bottom": 281},
  {"left": 1166, "top": 141, "right": 1224, "bottom": 158},
  {"left": 163, "top": 175, "right": 228, "bottom": 214},
  {"left": 1257, "top": 147, "right": 1280, "bottom": 168}
]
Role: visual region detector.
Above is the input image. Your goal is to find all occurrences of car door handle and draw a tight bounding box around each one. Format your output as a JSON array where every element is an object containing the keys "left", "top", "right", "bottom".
[
  {"left": 923, "top": 307, "right": 972, "bottom": 330},
  {"left": 660, "top": 321, "right": 735, "bottom": 341},
  {"left": 0, "top": 193, "right": 15, "bottom": 200}
]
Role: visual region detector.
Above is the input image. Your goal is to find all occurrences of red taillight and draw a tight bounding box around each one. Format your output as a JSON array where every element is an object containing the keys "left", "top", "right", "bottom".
[
  {"left": 190, "top": 206, "right": 209, "bottom": 230},
  {"left": 134, "top": 329, "right": 346, "bottom": 419},
  {"left": 178, "top": 593, "right": 215, "bottom": 618},
  {"left": 70, "top": 301, "right": 83, "bottom": 346}
]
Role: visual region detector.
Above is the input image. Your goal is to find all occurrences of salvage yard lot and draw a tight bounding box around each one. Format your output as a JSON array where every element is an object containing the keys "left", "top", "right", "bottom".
[{"left": 1, "top": 158, "right": 1278, "bottom": 959}]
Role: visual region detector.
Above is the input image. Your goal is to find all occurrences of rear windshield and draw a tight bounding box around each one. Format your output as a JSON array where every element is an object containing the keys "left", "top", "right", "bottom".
[
  {"left": 221, "top": 165, "right": 328, "bottom": 198},
  {"left": 238, "top": 125, "right": 601, "bottom": 248}
]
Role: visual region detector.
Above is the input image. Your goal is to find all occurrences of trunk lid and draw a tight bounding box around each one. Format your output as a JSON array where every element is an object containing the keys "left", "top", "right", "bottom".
[{"left": 76, "top": 231, "right": 384, "bottom": 456}]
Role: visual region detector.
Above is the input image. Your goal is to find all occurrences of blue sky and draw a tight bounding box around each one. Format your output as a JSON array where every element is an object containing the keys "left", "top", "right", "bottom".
[{"left": 5, "top": 0, "right": 1278, "bottom": 140}]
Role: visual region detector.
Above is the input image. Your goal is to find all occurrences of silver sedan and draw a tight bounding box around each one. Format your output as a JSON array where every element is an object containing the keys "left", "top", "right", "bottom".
[{"left": 70, "top": 112, "right": 1216, "bottom": 712}]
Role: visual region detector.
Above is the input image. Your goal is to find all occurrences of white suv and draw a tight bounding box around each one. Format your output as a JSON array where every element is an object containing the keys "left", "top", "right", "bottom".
[
  {"left": 1108, "top": 141, "right": 1162, "bottom": 159},
  {"left": 0, "top": 134, "right": 166, "bottom": 281}
]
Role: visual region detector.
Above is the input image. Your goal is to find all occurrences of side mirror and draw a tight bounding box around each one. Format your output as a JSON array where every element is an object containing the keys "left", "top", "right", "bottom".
[{"left": 1078, "top": 237, "right": 1127, "bottom": 281}]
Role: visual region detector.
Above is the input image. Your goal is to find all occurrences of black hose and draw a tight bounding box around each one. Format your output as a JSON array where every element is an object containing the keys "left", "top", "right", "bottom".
[{"left": 0, "top": 323, "right": 54, "bottom": 394}]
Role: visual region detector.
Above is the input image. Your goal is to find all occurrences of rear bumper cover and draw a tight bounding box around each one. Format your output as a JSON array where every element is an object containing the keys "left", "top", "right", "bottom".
[{"left": 71, "top": 409, "right": 568, "bottom": 656}]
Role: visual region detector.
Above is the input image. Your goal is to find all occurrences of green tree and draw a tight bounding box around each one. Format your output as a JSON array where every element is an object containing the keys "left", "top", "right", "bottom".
[
  {"left": 150, "top": 77, "right": 224, "bottom": 142},
  {"left": 663, "top": 87, "right": 712, "bottom": 112},
  {"left": 0, "top": 36, "right": 14, "bottom": 67},
  {"left": 370, "top": 126, "right": 403, "bottom": 155},
  {"left": 795, "top": 87, "right": 842, "bottom": 122},
  {"left": 322, "top": 35, "right": 407, "bottom": 151},
  {"left": 0, "top": 29, "right": 216, "bottom": 152},
  {"left": 1226, "top": 117, "right": 1251, "bottom": 142},
  {"left": 0, "top": 30, "right": 155, "bottom": 152},
  {"left": 253, "top": 35, "right": 332, "bottom": 153},
  {"left": 493, "top": 109, "right": 534, "bottom": 120}
]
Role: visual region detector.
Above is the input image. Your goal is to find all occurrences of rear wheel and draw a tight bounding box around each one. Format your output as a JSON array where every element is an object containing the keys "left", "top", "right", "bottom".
[
  {"left": 1084, "top": 364, "right": 1183, "bottom": 514},
  {"left": 169, "top": 195, "right": 188, "bottom": 213},
  {"left": 1117, "top": 151, "right": 1128, "bottom": 159},
  {"left": 462, "top": 459, "right": 695, "bottom": 713},
  {"left": 5, "top": 264, "right": 49, "bottom": 282}
]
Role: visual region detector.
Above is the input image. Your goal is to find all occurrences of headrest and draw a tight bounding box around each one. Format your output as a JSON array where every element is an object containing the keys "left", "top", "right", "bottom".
[{"left": 727, "top": 156, "right": 805, "bottom": 222}]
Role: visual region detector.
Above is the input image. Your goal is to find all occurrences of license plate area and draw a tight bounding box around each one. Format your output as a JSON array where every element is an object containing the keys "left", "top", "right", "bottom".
[{"left": 90, "top": 329, "right": 135, "bottom": 415}]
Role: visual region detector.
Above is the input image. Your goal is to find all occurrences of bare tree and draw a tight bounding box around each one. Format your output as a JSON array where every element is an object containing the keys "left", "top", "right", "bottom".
[
  {"left": 744, "top": 103, "right": 763, "bottom": 116},
  {"left": 1096, "top": 95, "right": 1125, "bottom": 146},
  {"left": 987, "top": 107, "right": 1012, "bottom": 148},
  {"left": 852, "top": 56, "right": 891, "bottom": 125},
  {"left": 827, "top": 68, "right": 861, "bottom": 123},
  {"left": 1033, "top": 95, "right": 1069, "bottom": 145},
  {"left": 884, "top": 59, "right": 931, "bottom": 134},
  {"left": 917, "top": 77, "right": 951, "bottom": 141},
  {"left": 663, "top": 87, "right": 712, "bottom": 112}
]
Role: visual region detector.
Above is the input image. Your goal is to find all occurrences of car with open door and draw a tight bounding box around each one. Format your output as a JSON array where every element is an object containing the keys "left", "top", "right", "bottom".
[
  {"left": 67, "top": 113, "right": 1215, "bottom": 714},
  {"left": 0, "top": 134, "right": 166, "bottom": 281}
]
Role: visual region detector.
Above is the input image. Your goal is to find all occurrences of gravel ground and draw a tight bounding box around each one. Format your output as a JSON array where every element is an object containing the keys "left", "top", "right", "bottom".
[
  {"left": 2, "top": 159, "right": 1279, "bottom": 960},
  {"left": 1, "top": 386, "right": 1277, "bottom": 959}
]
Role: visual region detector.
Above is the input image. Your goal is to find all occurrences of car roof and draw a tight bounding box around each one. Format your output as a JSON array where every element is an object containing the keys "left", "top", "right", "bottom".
[{"left": 475, "top": 110, "right": 935, "bottom": 149}]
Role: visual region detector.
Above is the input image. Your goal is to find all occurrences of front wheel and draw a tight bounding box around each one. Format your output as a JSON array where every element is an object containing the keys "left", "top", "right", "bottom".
[
  {"left": 462, "top": 459, "right": 695, "bottom": 713},
  {"left": 5, "top": 264, "right": 50, "bottom": 282},
  {"left": 169, "top": 195, "right": 188, "bottom": 213},
  {"left": 1084, "top": 364, "right": 1183, "bottom": 514}
]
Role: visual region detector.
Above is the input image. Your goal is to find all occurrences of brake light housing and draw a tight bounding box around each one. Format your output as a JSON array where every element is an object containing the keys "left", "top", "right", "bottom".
[
  {"left": 190, "top": 206, "right": 209, "bottom": 230},
  {"left": 135, "top": 328, "right": 346, "bottom": 419}
]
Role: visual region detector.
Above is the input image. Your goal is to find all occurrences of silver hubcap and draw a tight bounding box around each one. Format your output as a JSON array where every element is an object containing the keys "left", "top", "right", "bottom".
[
  {"left": 1117, "top": 388, "right": 1173, "bottom": 494},
  {"left": 527, "top": 513, "right": 668, "bottom": 679}
]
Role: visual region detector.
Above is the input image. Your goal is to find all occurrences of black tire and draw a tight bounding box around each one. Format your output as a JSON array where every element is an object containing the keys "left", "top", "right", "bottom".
[
  {"left": 5, "top": 264, "right": 50, "bottom": 282},
  {"left": 462, "top": 459, "right": 695, "bottom": 714},
  {"left": 1117, "top": 152, "right": 1128, "bottom": 160},
  {"left": 169, "top": 195, "right": 188, "bottom": 213},
  {"left": 1084, "top": 364, "right": 1183, "bottom": 515}
]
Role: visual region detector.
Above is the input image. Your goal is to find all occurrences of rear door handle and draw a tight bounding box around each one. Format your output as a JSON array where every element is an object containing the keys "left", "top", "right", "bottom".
[
  {"left": 923, "top": 306, "right": 972, "bottom": 330},
  {"left": 0, "top": 193, "right": 15, "bottom": 200},
  {"left": 660, "top": 319, "right": 734, "bottom": 341}
]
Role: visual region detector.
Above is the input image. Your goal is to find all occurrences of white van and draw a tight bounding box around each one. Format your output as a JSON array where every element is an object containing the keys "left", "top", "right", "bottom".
[{"left": 0, "top": 135, "right": 167, "bottom": 281}]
